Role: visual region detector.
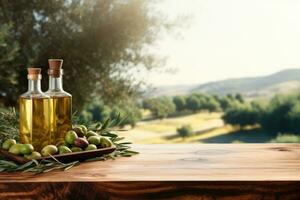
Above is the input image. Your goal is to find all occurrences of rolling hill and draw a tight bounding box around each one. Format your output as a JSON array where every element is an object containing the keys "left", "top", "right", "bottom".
[{"left": 148, "top": 69, "right": 300, "bottom": 98}]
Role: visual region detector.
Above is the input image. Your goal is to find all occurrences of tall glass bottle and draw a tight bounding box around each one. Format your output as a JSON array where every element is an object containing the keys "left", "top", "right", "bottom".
[
  {"left": 46, "top": 59, "right": 72, "bottom": 145},
  {"left": 19, "top": 68, "right": 51, "bottom": 151}
]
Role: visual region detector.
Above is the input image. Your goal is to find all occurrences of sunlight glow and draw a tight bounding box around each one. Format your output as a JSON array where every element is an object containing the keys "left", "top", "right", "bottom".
[{"left": 146, "top": 0, "right": 300, "bottom": 86}]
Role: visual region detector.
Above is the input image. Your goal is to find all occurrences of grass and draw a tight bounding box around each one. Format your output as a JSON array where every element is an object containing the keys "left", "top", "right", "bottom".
[
  {"left": 182, "top": 125, "right": 237, "bottom": 143},
  {"left": 120, "top": 112, "right": 225, "bottom": 143},
  {"left": 139, "top": 125, "right": 247, "bottom": 144},
  {"left": 138, "top": 112, "right": 222, "bottom": 133},
  {"left": 120, "top": 111, "right": 300, "bottom": 144}
]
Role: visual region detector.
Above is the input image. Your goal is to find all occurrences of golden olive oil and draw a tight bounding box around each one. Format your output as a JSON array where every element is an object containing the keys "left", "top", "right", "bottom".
[
  {"left": 19, "top": 97, "right": 51, "bottom": 151},
  {"left": 46, "top": 59, "right": 72, "bottom": 145},
  {"left": 50, "top": 96, "right": 72, "bottom": 145}
]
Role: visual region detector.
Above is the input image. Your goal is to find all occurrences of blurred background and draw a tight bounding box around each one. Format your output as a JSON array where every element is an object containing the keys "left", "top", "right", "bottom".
[{"left": 1, "top": 0, "right": 300, "bottom": 144}]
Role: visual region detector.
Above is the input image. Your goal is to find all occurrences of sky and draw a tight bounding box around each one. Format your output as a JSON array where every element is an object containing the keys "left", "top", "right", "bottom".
[{"left": 144, "top": 0, "right": 300, "bottom": 86}]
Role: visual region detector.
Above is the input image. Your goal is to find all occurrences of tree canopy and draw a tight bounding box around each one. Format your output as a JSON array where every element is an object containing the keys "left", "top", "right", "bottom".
[
  {"left": 222, "top": 93, "right": 300, "bottom": 134},
  {"left": 142, "top": 97, "right": 176, "bottom": 119},
  {"left": 0, "top": 0, "right": 172, "bottom": 109},
  {"left": 173, "top": 95, "right": 186, "bottom": 111}
]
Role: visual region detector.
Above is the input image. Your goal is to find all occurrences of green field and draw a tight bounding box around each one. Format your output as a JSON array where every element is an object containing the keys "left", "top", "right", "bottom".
[{"left": 119, "top": 112, "right": 300, "bottom": 144}]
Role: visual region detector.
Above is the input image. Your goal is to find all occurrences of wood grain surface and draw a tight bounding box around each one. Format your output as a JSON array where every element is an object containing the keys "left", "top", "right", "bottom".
[{"left": 0, "top": 144, "right": 300, "bottom": 200}]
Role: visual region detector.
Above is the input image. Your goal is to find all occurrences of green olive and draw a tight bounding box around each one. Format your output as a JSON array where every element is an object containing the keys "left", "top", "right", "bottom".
[
  {"left": 85, "top": 144, "right": 97, "bottom": 151},
  {"left": 41, "top": 145, "right": 58, "bottom": 156},
  {"left": 100, "top": 137, "right": 113, "bottom": 148},
  {"left": 65, "top": 130, "right": 78, "bottom": 145},
  {"left": 86, "top": 131, "right": 98, "bottom": 138},
  {"left": 87, "top": 136, "right": 101, "bottom": 146},
  {"left": 78, "top": 125, "right": 88, "bottom": 135},
  {"left": 58, "top": 146, "right": 72, "bottom": 154},
  {"left": 25, "top": 151, "right": 42, "bottom": 160},
  {"left": 20, "top": 144, "right": 34, "bottom": 155},
  {"left": 8, "top": 144, "right": 23, "bottom": 155},
  {"left": 2, "top": 139, "right": 16, "bottom": 150},
  {"left": 71, "top": 147, "right": 83, "bottom": 152}
]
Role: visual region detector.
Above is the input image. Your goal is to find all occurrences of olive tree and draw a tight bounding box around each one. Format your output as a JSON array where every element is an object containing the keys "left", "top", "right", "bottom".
[
  {"left": 144, "top": 97, "right": 176, "bottom": 119},
  {"left": 177, "top": 125, "right": 193, "bottom": 139},
  {"left": 173, "top": 95, "right": 186, "bottom": 112},
  {"left": 0, "top": 0, "right": 175, "bottom": 110}
]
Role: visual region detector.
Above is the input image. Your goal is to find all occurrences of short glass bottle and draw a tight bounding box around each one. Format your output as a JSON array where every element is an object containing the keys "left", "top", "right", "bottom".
[
  {"left": 19, "top": 68, "right": 52, "bottom": 151},
  {"left": 45, "top": 59, "right": 72, "bottom": 145}
]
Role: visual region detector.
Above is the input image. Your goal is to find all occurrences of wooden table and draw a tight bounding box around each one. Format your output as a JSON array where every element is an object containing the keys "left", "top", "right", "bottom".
[{"left": 0, "top": 144, "right": 300, "bottom": 199}]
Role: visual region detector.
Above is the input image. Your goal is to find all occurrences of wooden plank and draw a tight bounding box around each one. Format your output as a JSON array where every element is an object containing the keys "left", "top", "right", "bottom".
[
  {"left": 0, "top": 181, "right": 300, "bottom": 200},
  {"left": 0, "top": 144, "right": 300, "bottom": 199}
]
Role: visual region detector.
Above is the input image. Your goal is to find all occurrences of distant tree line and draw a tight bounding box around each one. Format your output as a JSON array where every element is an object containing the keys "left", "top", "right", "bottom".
[
  {"left": 80, "top": 101, "right": 142, "bottom": 128},
  {"left": 142, "top": 93, "right": 244, "bottom": 119},
  {"left": 81, "top": 92, "right": 300, "bottom": 133},
  {"left": 222, "top": 93, "right": 300, "bottom": 134},
  {"left": 70, "top": 92, "right": 244, "bottom": 128}
]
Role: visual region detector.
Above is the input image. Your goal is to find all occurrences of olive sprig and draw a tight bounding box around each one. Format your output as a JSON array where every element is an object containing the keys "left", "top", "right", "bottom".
[
  {"left": 88, "top": 115, "right": 139, "bottom": 158},
  {"left": 0, "top": 158, "right": 79, "bottom": 173}
]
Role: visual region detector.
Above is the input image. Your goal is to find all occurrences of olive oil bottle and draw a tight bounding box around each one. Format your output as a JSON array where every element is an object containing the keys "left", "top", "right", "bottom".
[
  {"left": 19, "top": 68, "right": 51, "bottom": 151},
  {"left": 46, "top": 59, "right": 72, "bottom": 146}
]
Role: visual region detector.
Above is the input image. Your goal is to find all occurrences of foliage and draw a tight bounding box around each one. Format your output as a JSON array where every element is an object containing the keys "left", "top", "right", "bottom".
[
  {"left": 260, "top": 94, "right": 300, "bottom": 134},
  {"left": 222, "top": 104, "right": 260, "bottom": 127},
  {"left": 235, "top": 93, "right": 244, "bottom": 103},
  {"left": 226, "top": 94, "right": 234, "bottom": 100},
  {"left": 173, "top": 95, "right": 186, "bottom": 112},
  {"left": 0, "top": 0, "right": 174, "bottom": 109},
  {"left": 0, "top": 158, "right": 79, "bottom": 173},
  {"left": 222, "top": 93, "right": 300, "bottom": 135},
  {"left": 177, "top": 125, "right": 193, "bottom": 139},
  {"left": 80, "top": 100, "right": 142, "bottom": 128},
  {"left": 143, "top": 93, "right": 243, "bottom": 120},
  {"left": 0, "top": 108, "right": 19, "bottom": 144},
  {"left": 204, "top": 96, "right": 221, "bottom": 112},
  {"left": 186, "top": 95, "right": 200, "bottom": 112},
  {"left": 218, "top": 96, "right": 242, "bottom": 111},
  {"left": 81, "top": 101, "right": 111, "bottom": 124},
  {"left": 270, "top": 133, "right": 300, "bottom": 143},
  {"left": 0, "top": 23, "right": 20, "bottom": 104},
  {"left": 110, "top": 103, "right": 142, "bottom": 127},
  {"left": 185, "top": 94, "right": 221, "bottom": 113},
  {"left": 142, "top": 98, "right": 154, "bottom": 110},
  {"left": 217, "top": 96, "right": 232, "bottom": 111},
  {"left": 142, "top": 97, "right": 176, "bottom": 119}
]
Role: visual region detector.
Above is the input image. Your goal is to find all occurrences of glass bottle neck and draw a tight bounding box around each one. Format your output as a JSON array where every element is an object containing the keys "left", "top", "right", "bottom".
[
  {"left": 49, "top": 76, "right": 63, "bottom": 91},
  {"left": 28, "top": 79, "right": 42, "bottom": 93}
]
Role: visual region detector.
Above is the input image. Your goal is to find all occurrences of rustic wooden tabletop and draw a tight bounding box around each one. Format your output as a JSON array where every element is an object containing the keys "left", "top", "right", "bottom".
[{"left": 0, "top": 144, "right": 300, "bottom": 199}]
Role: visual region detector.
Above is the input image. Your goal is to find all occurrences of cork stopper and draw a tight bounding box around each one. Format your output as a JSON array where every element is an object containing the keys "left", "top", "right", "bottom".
[
  {"left": 27, "top": 68, "right": 41, "bottom": 80},
  {"left": 48, "top": 59, "right": 63, "bottom": 77}
]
